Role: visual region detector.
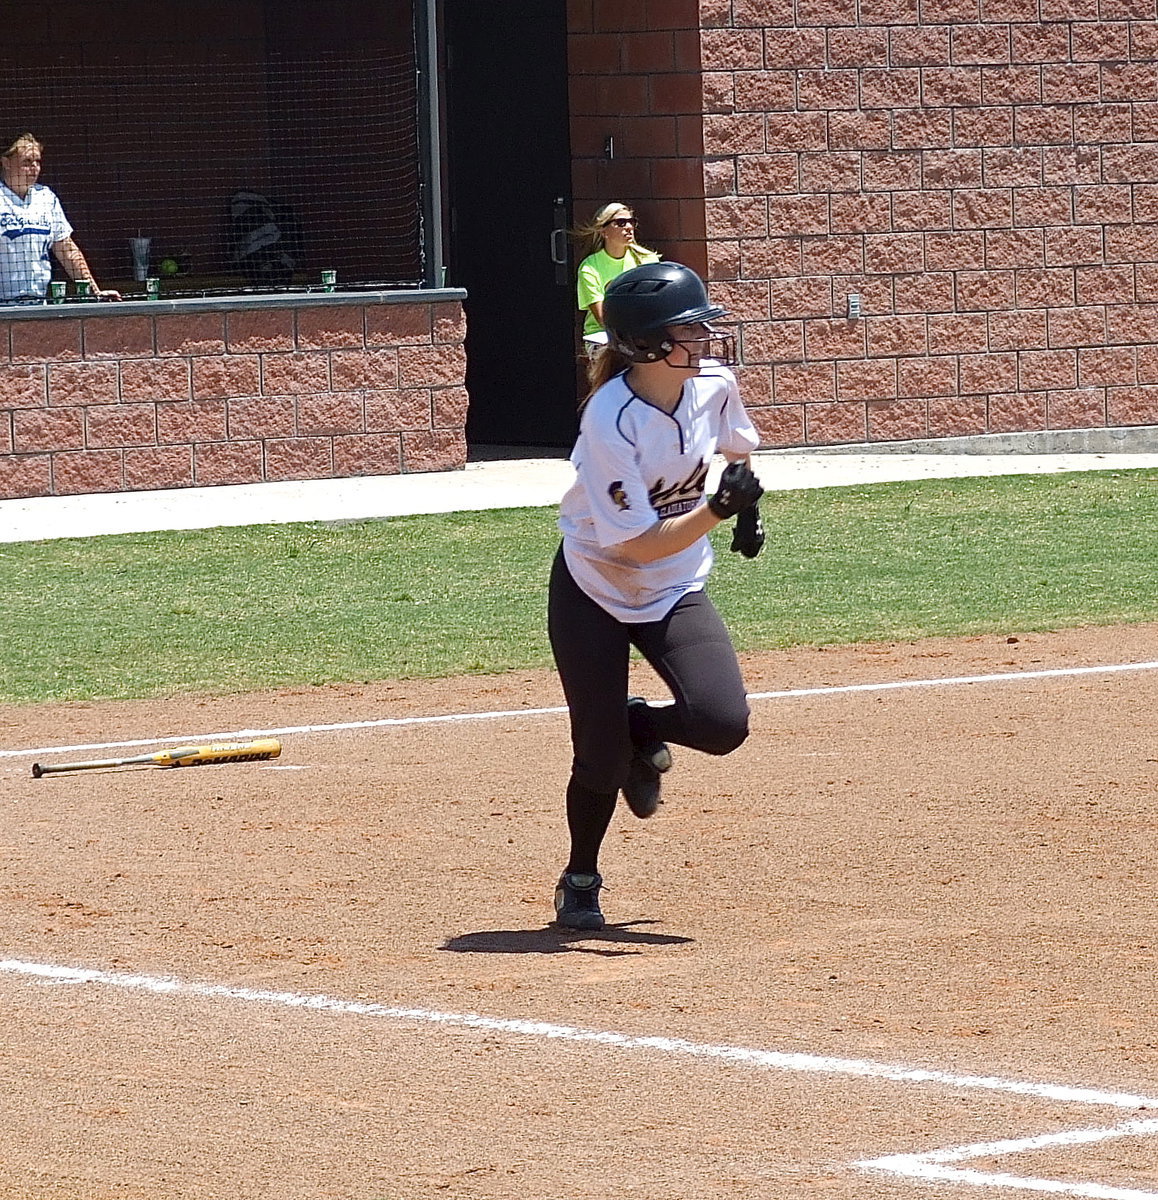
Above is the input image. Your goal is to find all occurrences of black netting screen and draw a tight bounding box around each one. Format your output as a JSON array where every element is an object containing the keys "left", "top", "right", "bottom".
[{"left": 0, "top": 0, "right": 424, "bottom": 301}]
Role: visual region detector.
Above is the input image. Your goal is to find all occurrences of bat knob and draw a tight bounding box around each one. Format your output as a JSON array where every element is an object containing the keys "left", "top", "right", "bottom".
[{"left": 31, "top": 763, "right": 43, "bottom": 779}]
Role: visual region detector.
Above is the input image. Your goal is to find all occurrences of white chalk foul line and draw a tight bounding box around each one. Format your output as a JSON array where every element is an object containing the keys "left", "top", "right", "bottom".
[
  {"left": 6, "top": 658, "right": 1158, "bottom": 762},
  {"left": 0, "top": 958, "right": 1154, "bottom": 1107},
  {"left": 746, "top": 658, "right": 1158, "bottom": 702},
  {"left": 859, "top": 1117, "right": 1158, "bottom": 1200},
  {"left": 0, "top": 705, "right": 568, "bottom": 761},
  {"left": 1, "top": 957, "right": 1157, "bottom": 1199}
]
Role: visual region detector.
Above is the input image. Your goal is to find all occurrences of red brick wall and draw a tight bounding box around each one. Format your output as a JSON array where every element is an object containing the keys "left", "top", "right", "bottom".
[
  {"left": 0, "top": 300, "right": 467, "bottom": 500},
  {"left": 570, "top": 0, "right": 1158, "bottom": 446},
  {"left": 699, "top": 0, "right": 1158, "bottom": 445},
  {"left": 568, "top": 0, "right": 708, "bottom": 274}
]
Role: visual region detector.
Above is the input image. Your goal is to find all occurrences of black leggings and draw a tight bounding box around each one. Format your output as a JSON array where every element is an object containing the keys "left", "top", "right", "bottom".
[{"left": 548, "top": 546, "right": 750, "bottom": 873}]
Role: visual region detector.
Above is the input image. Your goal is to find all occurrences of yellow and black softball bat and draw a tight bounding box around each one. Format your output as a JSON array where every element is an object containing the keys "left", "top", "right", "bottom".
[{"left": 31, "top": 738, "right": 282, "bottom": 778}]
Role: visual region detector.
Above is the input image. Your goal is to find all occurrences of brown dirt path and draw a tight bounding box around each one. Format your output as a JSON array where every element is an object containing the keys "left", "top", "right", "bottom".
[{"left": 1, "top": 624, "right": 1157, "bottom": 1199}]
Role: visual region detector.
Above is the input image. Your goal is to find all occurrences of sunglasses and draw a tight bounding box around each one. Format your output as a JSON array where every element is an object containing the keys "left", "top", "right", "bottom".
[{"left": 604, "top": 217, "right": 636, "bottom": 227}]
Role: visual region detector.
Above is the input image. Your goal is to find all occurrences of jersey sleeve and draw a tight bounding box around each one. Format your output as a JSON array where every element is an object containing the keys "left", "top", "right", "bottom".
[
  {"left": 48, "top": 193, "right": 72, "bottom": 244},
  {"left": 575, "top": 256, "right": 603, "bottom": 312},
  {"left": 715, "top": 368, "right": 760, "bottom": 457},
  {"left": 575, "top": 403, "right": 658, "bottom": 548}
]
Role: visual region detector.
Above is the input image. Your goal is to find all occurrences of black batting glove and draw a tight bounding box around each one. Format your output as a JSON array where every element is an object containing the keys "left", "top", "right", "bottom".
[
  {"left": 730, "top": 503, "right": 765, "bottom": 558},
  {"left": 708, "top": 461, "right": 764, "bottom": 519}
]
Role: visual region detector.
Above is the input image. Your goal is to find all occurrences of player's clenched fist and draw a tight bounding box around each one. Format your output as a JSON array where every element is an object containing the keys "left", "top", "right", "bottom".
[{"left": 707, "top": 461, "right": 764, "bottom": 519}]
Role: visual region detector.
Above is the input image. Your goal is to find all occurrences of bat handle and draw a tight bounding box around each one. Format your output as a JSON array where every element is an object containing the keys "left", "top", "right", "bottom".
[{"left": 30, "top": 757, "right": 124, "bottom": 777}]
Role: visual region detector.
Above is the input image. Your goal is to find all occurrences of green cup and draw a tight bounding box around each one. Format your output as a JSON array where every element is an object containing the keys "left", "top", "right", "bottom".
[
  {"left": 321, "top": 269, "right": 337, "bottom": 293},
  {"left": 49, "top": 281, "right": 66, "bottom": 304},
  {"left": 145, "top": 277, "right": 160, "bottom": 300},
  {"left": 74, "top": 279, "right": 92, "bottom": 300}
]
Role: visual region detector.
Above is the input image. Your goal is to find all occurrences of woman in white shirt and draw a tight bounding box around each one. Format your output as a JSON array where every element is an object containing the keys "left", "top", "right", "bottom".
[
  {"left": 549, "top": 261, "right": 765, "bottom": 931},
  {"left": 0, "top": 133, "right": 119, "bottom": 303}
]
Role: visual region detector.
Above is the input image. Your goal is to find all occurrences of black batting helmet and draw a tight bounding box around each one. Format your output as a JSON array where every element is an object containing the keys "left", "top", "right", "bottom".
[{"left": 602, "top": 262, "right": 731, "bottom": 364}]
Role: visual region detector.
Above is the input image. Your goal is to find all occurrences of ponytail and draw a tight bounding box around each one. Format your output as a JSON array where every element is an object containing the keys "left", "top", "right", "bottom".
[{"left": 581, "top": 343, "right": 634, "bottom": 409}]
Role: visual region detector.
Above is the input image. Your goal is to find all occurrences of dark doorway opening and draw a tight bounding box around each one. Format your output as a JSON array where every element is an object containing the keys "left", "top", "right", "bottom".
[{"left": 443, "top": 0, "right": 578, "bottom": 450}]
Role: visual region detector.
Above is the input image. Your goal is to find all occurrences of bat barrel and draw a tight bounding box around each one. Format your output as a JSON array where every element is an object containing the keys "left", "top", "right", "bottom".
[{"left": 168, "top": 739, "right": 281, "bottom": 766}]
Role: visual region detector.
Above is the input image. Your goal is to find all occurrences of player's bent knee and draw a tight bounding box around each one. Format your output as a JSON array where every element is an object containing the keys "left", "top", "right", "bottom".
[{"left": 693, "top": 712, "right": 749, "bottom": 757}]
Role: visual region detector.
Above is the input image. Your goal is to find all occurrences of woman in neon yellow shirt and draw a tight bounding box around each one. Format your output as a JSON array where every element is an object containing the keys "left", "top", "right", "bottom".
[{"left": 575, "top": 202, "right": 660, "bottom": 344}]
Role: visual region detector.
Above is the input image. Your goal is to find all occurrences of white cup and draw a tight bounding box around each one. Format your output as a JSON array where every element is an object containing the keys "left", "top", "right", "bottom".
[{"left": 130, "top": 237, "right": 151, "bottom": 282}]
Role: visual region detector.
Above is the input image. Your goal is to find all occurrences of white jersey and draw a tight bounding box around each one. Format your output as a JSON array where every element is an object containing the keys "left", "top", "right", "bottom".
[
  {"left": 0, "top": 183, "right": 71, "bottom": 301},
  {"left": 559, "top": 365, "right": 759, "bottom": 623}
]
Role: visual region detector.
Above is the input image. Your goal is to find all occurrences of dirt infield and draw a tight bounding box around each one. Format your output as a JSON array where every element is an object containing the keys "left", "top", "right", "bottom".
[{"left": 2, "top": 624, "right": 1158, "bottom": 1200}]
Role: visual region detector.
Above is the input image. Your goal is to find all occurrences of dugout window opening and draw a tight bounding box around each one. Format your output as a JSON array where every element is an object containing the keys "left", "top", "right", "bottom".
[{"left": 1, "top": 0, "right": 428, "bottom": 303}]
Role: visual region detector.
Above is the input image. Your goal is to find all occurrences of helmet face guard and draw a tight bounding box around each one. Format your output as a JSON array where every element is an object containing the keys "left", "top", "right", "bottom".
[
  {"left": 603, "top": 262, "right": 735, "bottom": 367},
  {"left": 611, "top": 323, "right": 736, "bottom": 367}
]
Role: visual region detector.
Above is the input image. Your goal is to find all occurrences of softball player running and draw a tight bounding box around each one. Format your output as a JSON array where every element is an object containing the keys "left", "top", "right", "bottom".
[{"left": 549, "top": 261, "right": 765, "bottom": 930}]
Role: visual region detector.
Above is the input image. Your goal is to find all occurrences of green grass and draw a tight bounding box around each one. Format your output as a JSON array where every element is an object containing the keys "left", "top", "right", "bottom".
[{"left": 4, "top": 469, "right": 1158, "bottom": 705}]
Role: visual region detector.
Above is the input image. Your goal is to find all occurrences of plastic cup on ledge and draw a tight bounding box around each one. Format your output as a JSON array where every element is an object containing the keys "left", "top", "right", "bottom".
[
  {"left": 321, "top": 269, "right": 337, "bottom": 293},
  {"left": 49, "top": 281, "right": 66, "bottom": 305},
  {"left": 74, "top": 279, "right": 92, "bottom": 300},
  {"left": 145, "top": 277, "right": 160, "bottom": 301},
  {"left": 130, "top": 236, "right": 151, "bottom": 282}
]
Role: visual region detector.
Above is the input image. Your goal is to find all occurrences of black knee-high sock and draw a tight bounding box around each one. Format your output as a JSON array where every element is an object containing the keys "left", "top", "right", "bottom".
[{"left": 565, "top": 778, "right": 618, "bottom": 876}]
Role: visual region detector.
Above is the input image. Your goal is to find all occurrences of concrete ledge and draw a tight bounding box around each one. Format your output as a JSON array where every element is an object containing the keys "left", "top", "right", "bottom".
[
  {"left": 0, "top": 287, "right": 468, "bottom": 319},
  {"left": 766, "top": 426, "right": 1158, "bottom": 456}
]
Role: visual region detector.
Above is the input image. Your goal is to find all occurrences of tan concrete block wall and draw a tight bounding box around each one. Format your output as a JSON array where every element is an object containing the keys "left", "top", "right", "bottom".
[
  {"left": 568, "top": 0, "right": 1158, "bottom": 446},
  {"left": 0, "top": 299, "right": 468, "bottom": 500},
  {"left": 568, "top": 0, "right": 708, "bottom": 275},
  {"left": 698, "top": 0, "right": 1158, "bottom": 445}
]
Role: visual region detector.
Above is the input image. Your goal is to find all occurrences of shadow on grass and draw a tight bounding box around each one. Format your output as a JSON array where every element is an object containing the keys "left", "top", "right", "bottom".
[{"left": 439, "top": 922, "right": 693, "bottom": 957}]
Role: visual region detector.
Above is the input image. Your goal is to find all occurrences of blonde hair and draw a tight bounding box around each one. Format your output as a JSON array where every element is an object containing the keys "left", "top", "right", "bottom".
[
  {"left": 572, "top": 201, "right": 656, "bottom": 262},
  {"left": 582, "top": 342, "right": 635, "bottom": 405},
  {"left": 2, "top": 133, "right": 43, "bottom": 159}
]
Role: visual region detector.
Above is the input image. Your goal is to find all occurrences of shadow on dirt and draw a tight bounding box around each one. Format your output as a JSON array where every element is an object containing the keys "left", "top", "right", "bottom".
[{"left": 439, "top": 923, "right": 694, "bottom": 957}]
